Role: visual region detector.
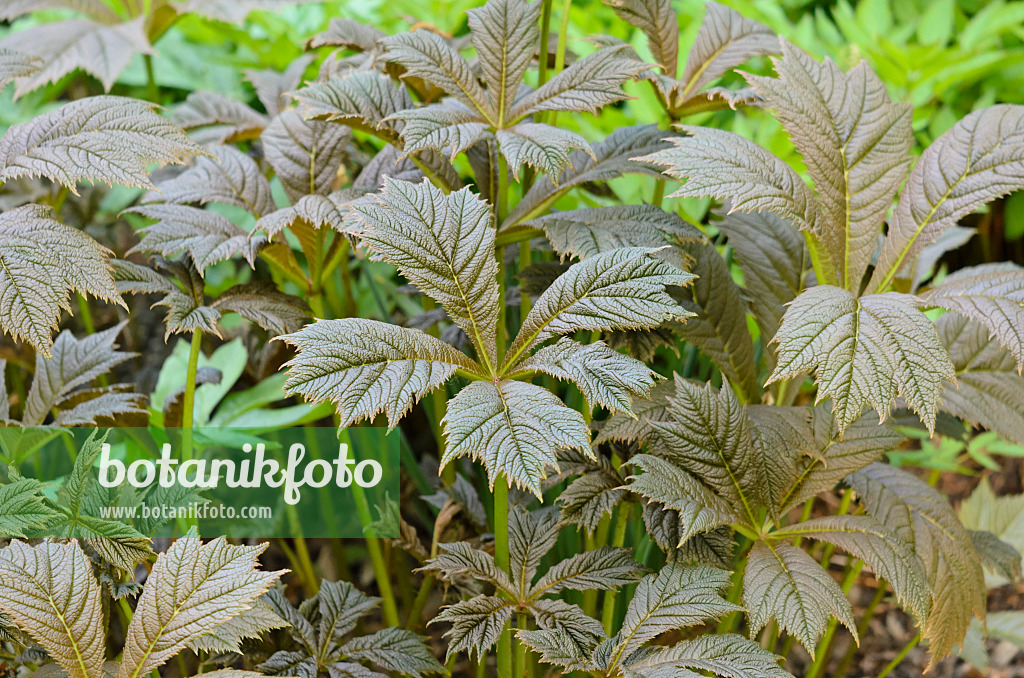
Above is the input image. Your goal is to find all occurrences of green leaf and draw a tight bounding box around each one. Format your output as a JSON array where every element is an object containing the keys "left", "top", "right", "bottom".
[
  {"left": 381, "top": 31, "right": 493, "bottom": 120},
  {"left": 604, "top": 0, "right": 677, "bottom": 77},
  {"left": 0, "top": 205, "right": 123, "bottom": 357},
  {"left": 746, "top": 39, "right": 912, "bottom": 289},
  {"left": 959, "top": 477, "right": 1024, "bottom": 586},
  {"left": 674, "top": 1, "right": 778, "bottom": 102},
  {"left": 713, "top": 206, "right": 806, "bottom": 347},
  {"left": 467, "top": 0, "right": 540, "bottom": 124},
  {"left": 848, "top": 463, "right": 986, "bottom": 666},
  {"left": 281, "top": 318, "right": 480, "bottom": 428},
  {"left": 430, "top": 595, "right": 513, "bottom": 661},
  {"left": 922, "top": 262, "right": 1024, "bottom": 368},
  {"left": 309, "top": 18, "right": 386, "bottom": 51},
  {"left": 172, "top": 91, "right": 268, "bottom": 146},
  {"left": 263, "top": 109, "right": 351, "bottom": 202},
  {"left": 497, "top": 123, "right": 593, "bottom": 182},
  {"left": 779, "top": 404, "right": 904, "bottom": 513},
  {"left": 509, "top": 46, "right": 647, "bottom": 119},
  {"left": 0, "top": 96, "right": 201, "bottom": 190},
  {"left": 256, "top": 189, "right": 367, "bottom": 239},
  {"left": 294, "top": 71, "right": 412, "bottom": 142},
  {"left": 768, "top": 285, "right": 956, "bottom": 434},
  {"left": 532, "top": 546, "right": 644, "bottom": 596},
  {"left": 629, "top": 454, "right": 739, "bottom": 544},
  {"left": 126, "top": 204, "right": 265, "bottom": 273},
  {"left": 771, "top": 515, "right": 930, "bottom": 627},
  {"left": 556, "top": 455, "right": 627, "bottom": 533},
  {"left": 421, "top": 542, "right": 515, "bottom": 595},
  {"left": 937, "top": 313, "right": 1024, "bottom": 445},
  {"left": 746, "top": 405, "right": 815, "bottom": 521},
  {"left": 111, "top": 259, "right": 220, "bottom": 340},
  {"left": 0, "top": 540, "right": 106, "bottom": 678},
  {"left": 516, "top": 338, "right": 656, "bottom": 415},
  {"left": 118, "top": 538, "right": 284, "bottom": 678},
  {"left": 389, "top": 102, "right": 489, "bottom": 159},
  {"left": 504, "top": 247, "right": 694, "bottom": 369},
  {"left": 673, "top": 240, "right": 761, "bottom": 401},
  {"left": 647, "top": 378, "right": 763, "bottom": 524},
  {"left": 612, "top": 563, "right": 739, "bottom": 665},
  {"left": 212, "top": 283, "right": 310, "bottom": 335},
  {"left": 516, "top": 628, "right": 595, "bottom": 672},
  {"left": 338, "top": 627, "right": 444, "bottom": 677},
  {"left": 22, "top": 324, "right": 139, "bottom": 425},
  {"left": 506, "top": 124, "right": 671, "bottom": 229},
  {"left": 527, "top": 599, "right": 606, "bottom": 657},
  {"left": 744, "top": 540, "right": 857, "bottom": 655},
  {"left": 871, "top": 105, "right": 1024, "bottom": 292},
  {"left": 621, "top": 633, "right": 791, "bottom": 678},
  {"left": 441, "top": 380, "right": 591, "bottom": 495},
  {"left": 533, "top": 204, "right": 704, "bottom": 260},
  {"left": 509, "top": 508, "right": 562, "bottom": 595},
  {"left": 0, "top": 16, "right": 150, "bottom": 96},
  {"left": 639, "top": 126, "right": 819, "bottom": 235},
  {"left": 0, "top": 48, "right": 40, "bottom": 91},
  {"left": 595, "top": 378, "right": 674, "bottom": 446},
  {"left": 143, "top": 145, "right": 275, "bottom": 217},
  {"left": 354, "top": 179, "right": 501, "bottom": 372},
  {"left": 0, "top": 477, "right": 58, "bottom": 538}
]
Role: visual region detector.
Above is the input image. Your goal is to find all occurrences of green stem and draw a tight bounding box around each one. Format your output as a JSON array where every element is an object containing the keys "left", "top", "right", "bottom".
[
  {"left": 494, "top": 477, "right": 512, "bottom": 678},
  {"left": 143, "top": 53, "right": 158, "bottom": 102},
  {"left": 516, "top": 610, "right": 531, "bottom": 678},
  {"left": 601, "top": 504, "right": 630, "bottom": 634},
  {"left": 651, "top": 179, "right": 665, "bottom": 209},
  {"left": 76, "top": 294, "right": 96, "bottom": 335},
  {"left": 537, "top": 0, "right": 553, "bottom": 87},
  {"left": 818, "top": 490, "right": 854, "bottom": 568},
  {"left": 347, "top": 426, "right": 400, "bottom": 628},
  {"left": 181, "top": 329, "right": 202, "bottom": 463},
  {"left": 547, "top": 0, "right": 573, "bottom": 127},
  {"left": 875, "top": 633, "right": 920, "bottom": 678}
]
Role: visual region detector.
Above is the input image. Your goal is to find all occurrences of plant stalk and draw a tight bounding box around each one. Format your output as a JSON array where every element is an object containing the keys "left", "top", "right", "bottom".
[
  {"left": 494, "top": 476, "right": 513, "bottom": 678},
  {"left": 547, "top": 0, "right": 573, "bottom": 127},
  {"left": 601, "top": 503, "right": 630, "bottom": 634},
  {"left": 181, "top": 329, "right": 203, "bottom": 463},
  {"left": 875, "top": 633, "right": 921, "bottom": 678}
]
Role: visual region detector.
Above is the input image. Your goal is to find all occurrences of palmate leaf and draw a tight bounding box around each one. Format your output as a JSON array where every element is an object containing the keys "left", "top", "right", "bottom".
[
  {"left": 496, "top": 123, "right": 592, "bottom": 182},
  {"left": 673, "top": 240, "right": 761, "bottom": 402},
  {"left": 744, "top": 540, "right": 857, "bottom": 655},
  {"left": 338, "top": 627, "right": 444, "bottom": 678},
  {"left": 629, "top": 454, "right": 739, "bottom": 545},
  {"left": 531, "top": 204, "right": 704, "bottom": 260},
  {"left": 609, "top": 563, "right": 739, "bottom": 666},
  {"left": 938, "top": 313, "right": 1024, "bottom": 445},
  {"left": 771, "top": 515, "right": 931, "bottom": 627},
  {"left": 111, "top": 259, "right": 219, "bottom": 339},
  {"left": 515, "top": 338, "right": 657, "bottom": 415},
  {"left": 621, "top": 634, "right": 791, "bottom": 678},
  {"left": 532, "top": 546, "right": 644, "bottom": 596},
  {"left": 556, "top": 453, "right": 626, "bottom": 533},
  {"left": 118, "top": 539, "right": 284, "bottom": 678},
  {"left": 595, "top": 378, "right": 674, "bottom": 446},
  {"left": 768, "top": 285, "right": 957, "bottom": 434},
  {"left": 713, "top": 206, "right": 806, "bottom": 347},
  {"left": 0, "top": 48, "right": 40, "bottom": 91},
  {"left": 529, "top": 599, "right": 606, "bottom": 658},
  {"left": 745, "top": 39, "right": 912, "bottom": 289},
  {"left": 0, "top": 477, "right": 58, "bottom": 538},
  {"left": 293, "top": 71, "right": 413, "bottom": 142},
  {"left": 0, "top": 96, "right": 201, "bottom": 190},
  {"left": 256, "top": 188, "right": 367, "bottom": 239},
  {"left": 505, "top": 124, "right": 672, "bottom": 229},
  {"left": 431, "top": 595, "right": 513, "bottom": 661},
  {"left": 503, "top": 247, "right": 694, "bottom": 369},
  {"left": 381, "top": 31, "right": 492, "bottom": 119},
  {"left": 442, "top": 380, "right": 590, "bottom": 494},
  {"left": 143, "top": 145, "right": 275, "bottom": 217},
  {"left": 922, "top": 262, "right": 1024, "bottom": 368},
  {"left": 871, "top": 105, "right": 1024, "bottom": 292},
  {"left": 779, "top": 404, "right": 904, "bottom": 513},
  {"left": 172, "top": 91, "right": 269, "bottom": 145},
  {"left": 281, "top": 318, "right": 481, "bottom": 429},
  {"left": 421, "top": 542, "right": 515, "bottom": 595},
  {"left": 0, "top": 204, "right": 122, "bottom": 357},
  {"left": 353, "top": 179, "right": 501, "bottom": 372},
  {"left": 0, "top": 16, "right": 150, "bottom": 97},
  {"left": 509, "top": 508, "right": 561, "bottom": 594},
  {"left": 508, "top": 45, "right": 647, "bottom": 119},
  {"left": 639, "top": 125, "right": 819, "bottom": 235},
  {"left": 22, "top": 324, "right": 142, "bottom": 426},
  {"left": 467, "top": 0, "right": 540, "bottom": 125},
  {"left": 0, "top": 540, "right": 106, "bottom": 678},
  {"left": 388, "top": 101, "right": 490, "bottom": 160},
  {"left": 211, "top": 283, "right": 309, "bottom": 335},
  {"left": 127, "top": 204, "right": 265, "bottom": 273},
  {"left": 262, "top": 110, "right": 350, "bottom": 201},
  {"left": 603, "top": 0, "right": 677, "bottom": 75},
  {"left": 848, "top": 463, "right": 986, "bottom": 666}
]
